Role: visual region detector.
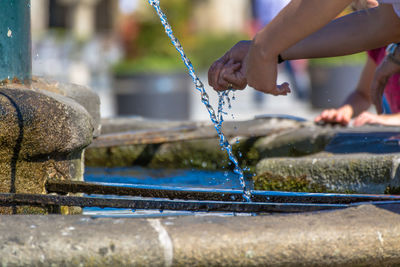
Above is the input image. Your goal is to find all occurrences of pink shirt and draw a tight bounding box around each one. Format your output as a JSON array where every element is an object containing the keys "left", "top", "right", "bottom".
[{"left": 368, "top": 47, "right": 400, "bottom": 113}]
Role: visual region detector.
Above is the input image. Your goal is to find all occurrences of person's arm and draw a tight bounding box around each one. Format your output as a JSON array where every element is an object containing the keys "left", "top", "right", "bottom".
[
  {"left": 245, "top": 0, "right": 353, "bottom": 94},
  {"left": 343, "top": 56, "right": 376, "bottom": 116},
  {"left": 282, "top": 4, "right": 400, "bottom": 60},
  {"left": 353, "top": 112, "right": 400, "bottom": 126},
  {"left": 371, "top": 44, "right": 400, "bottom": 113},
  {"left": 315, "top": 56, "right": 376, "bottom": 125}
]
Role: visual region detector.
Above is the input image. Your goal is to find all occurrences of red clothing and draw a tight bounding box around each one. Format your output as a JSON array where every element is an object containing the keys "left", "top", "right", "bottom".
[{"left": 368, "top": 47, "right": 400, "bottom": 113}]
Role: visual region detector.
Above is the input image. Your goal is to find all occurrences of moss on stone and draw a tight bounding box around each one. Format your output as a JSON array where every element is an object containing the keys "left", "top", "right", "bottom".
[
  {"left": 86, "top": 139, "right": 235, "bottom": 170},
  {"left": 85, "top": 145, "right": 148, "bottom": 167},
  {"left": 149, "top": 139, "right": 229, "bottom": 170},
  {"left": 384, "top": 185, "right": 400, "bottom": 195},
  {"left": 254, "top": 171, "right": 332, "bottom": 193},
  {"left": 0, "top": 85, "right": 94, "bottom": 214}
]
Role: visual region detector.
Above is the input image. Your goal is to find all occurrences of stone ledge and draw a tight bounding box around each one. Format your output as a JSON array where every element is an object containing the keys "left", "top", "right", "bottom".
[
  {"left": 0, "top": 204, "right": 399, "bottom": 266},
  {"left": 256, "top": 153, "right": 400, "bottom": 194}
]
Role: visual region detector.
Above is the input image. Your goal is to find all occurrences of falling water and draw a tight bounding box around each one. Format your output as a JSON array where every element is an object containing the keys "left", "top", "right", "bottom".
[{"left": 148, "top": 0, "right": 251, "bottom": 201}]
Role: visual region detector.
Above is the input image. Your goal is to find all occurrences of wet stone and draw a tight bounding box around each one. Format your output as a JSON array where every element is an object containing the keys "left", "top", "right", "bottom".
[
  {"left": 0, "top": 84, "right": 96, "bottom": 214},
  {"left": 256, "top": 128, "right": 400, "bottom": 194}
]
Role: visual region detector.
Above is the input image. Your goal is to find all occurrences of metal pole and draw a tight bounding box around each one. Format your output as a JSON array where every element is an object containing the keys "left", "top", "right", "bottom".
[
  {"left": 0, "top": 193, "right": 350, "bottom": 213},
  {"left": 0, "top": 0, "right": 31, "bottom": 83},
  {"left": 46, "top": 180, "right": 400, "bottom": 204}
]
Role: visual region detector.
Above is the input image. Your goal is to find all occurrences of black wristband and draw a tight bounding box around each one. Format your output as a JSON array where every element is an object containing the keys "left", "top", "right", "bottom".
[{"left": 278, "top": 54, "right": 285, "bottom": 64}]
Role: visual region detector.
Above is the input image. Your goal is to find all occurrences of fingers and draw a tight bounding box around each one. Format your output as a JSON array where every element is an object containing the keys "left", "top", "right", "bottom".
[
  {"left": 217, "top": 60, "right": 241, "bottom": 89},
  {"left": 253, "top": 82, "right": 291, "bottom": 96},
  {"left": 314, "top": 109, "right": 351, "bottom": 125},
  {"left": 353, "top": 112, "right": 379, "bottom": 126},
  {"left": 221, "top": 64, "right": 247, "bottom": 90},
  {"left": 208, "top": 54, "right": 229, "bottom": 90},
  {"left": 276, "top": 82, "right": 291, "bottom": 96}
]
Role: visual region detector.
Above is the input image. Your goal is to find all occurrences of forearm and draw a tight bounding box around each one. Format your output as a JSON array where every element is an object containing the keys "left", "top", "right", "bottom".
[
  {"left": 378, "top": 113, "right": 400, "bottom": 126},
  {"left": 342, "top": 90, "right": 371, "bottom": 117},
  {"left": 282, "top": 4, "right": 400, "bottom": 60},
  {"left": 253, "top": 0, "right": 352, "bottom": 61}
]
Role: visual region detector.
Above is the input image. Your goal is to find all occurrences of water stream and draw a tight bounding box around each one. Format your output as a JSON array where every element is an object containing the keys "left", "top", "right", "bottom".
[{"left": 148, "top": 0, "right": 251, "bottom": 201}]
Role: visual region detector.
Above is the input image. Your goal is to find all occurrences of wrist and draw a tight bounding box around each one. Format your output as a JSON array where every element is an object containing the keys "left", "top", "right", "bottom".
[
  {"left": 253, "top": 32, "right": 281, "bottom": 64},
  {"left": 386, "top": 43, "right": 400, "bottom": 65},
  {"left": 339, "top": 104, "right": 354, "bottom": 118}
]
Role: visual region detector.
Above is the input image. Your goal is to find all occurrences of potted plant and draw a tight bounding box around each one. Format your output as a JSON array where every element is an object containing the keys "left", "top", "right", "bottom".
[{"left": 112, "top": 0, "right": 193, "bottom": 120}]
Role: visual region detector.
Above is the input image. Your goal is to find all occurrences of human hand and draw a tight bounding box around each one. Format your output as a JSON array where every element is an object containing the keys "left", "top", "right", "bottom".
[
  {"left": 352, "top": 111, "right": 383, "bottom": 126},
  {"left": 245, "top": 38, "right": 291, "bottom": 96},
  {"left": 350, "top": 0, "right": 379, "bottom": 11},
  {"left": 208, "top": 40, "right": 251, "bottom": 91},
  {"left": 353, "top": 112, "right": 400, "bottom": 126},
  {"left": 314, "top": 105, "right": 353, "bottom": 125},
  {"left": 371, "top": 48, "right": 400, "bottom": 114}
]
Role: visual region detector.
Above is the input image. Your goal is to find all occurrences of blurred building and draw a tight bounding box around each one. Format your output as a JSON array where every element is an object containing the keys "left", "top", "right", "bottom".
[
  {"left": 31, "top": 0, "right": 119, "bottom": 38},
  {"left": 192, "top": 0, "right": 250, "bottom": 33},
  {"left": 30, "top": 0, "right": 253, "bottom": 119},
  {"left": 31, "top": 0, "right": 123, "bottom": 118}
]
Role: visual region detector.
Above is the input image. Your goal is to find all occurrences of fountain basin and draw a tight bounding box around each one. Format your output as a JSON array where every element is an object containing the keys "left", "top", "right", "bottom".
[{"left": 1, "top": 204, "right": 399, "bottom": 266}]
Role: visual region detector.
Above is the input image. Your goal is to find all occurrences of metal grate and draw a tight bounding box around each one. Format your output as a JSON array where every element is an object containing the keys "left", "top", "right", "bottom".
[{"left": 1, "top": 180, "right": 399, "bottom": 214}]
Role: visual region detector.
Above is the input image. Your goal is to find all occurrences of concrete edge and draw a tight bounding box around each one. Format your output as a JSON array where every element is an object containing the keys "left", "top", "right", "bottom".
[{"left": 1, "top": 204, "right": 400, "bottom": 266}]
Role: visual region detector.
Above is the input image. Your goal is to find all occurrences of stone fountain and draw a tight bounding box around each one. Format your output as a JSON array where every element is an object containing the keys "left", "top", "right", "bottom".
[
  {"left": 0, "top": 0, "right": 100, "bottom": 214},
  {"left": 0, "top": 1, "right": 400, "bottom": 266}
]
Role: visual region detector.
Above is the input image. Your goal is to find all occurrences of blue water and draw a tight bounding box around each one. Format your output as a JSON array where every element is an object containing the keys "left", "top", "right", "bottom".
[
  {"left": 85, "top": 167, "right": 252, "bottom": 190},
  {"left": 83, "top": 167, "right": 254, "bottom": 217},
  {"left": 148, "top": 0, "right": 251, "bottom": 201}
]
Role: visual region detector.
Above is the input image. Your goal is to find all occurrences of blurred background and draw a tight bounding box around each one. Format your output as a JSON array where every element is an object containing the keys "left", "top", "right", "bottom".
[{"left": 30, "top": 0, "right": 367, "bottom": 121}]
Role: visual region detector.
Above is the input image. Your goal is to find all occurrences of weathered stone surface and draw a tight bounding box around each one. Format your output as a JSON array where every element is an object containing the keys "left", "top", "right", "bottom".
[
  {"left": 2, "top": 77, "right": 101, "bottom": 137},
  {"left": 1, "top": 204, "right": 400, "bottom": 266},
  {"left": 86, "top": 117, "right": 305, "bottom": 169},
  {"left": 85, "top": 139, "right": 230, "bottom": 170},
  {"left": 100, "top": 117, "right": 201, "bottom": 134},
  {"left": 256, "top": 153, "right": 400, "bottom": 194},
  {"left": 254, "top": 124, "right": 336, "bottom": 158},
  {"left": 0, "top": 88, "right": 93, "bottom": 158},
  {"left": 256, "top": 128, "right": 400, "bottom": 194},
  {"left": 0, "top": 86, "right": 94, "bottom": 214},
  {"left": 0, "top": 215, "right": 163, "bottom": 266}
]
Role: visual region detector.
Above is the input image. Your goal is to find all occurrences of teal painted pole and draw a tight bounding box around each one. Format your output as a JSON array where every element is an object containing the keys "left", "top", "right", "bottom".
[{"left": 0, "top": 0, "right": 31, "bottom": 83}]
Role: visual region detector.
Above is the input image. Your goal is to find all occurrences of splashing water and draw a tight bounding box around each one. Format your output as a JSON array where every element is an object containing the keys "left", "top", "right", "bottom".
[{"left": 148, "top": 0, "right": 251, "bottom": 201}]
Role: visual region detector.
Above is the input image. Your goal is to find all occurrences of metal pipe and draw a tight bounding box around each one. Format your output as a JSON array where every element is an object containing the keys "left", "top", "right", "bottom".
[
  {"left": 0, "top": 193, "right": 350, "bottom": 213},
  {"left": 46, "top": 180, "right": 400, "bottom": 204},
  {"left": 0, "top": 0, "right": 32, "bottom": 83}
]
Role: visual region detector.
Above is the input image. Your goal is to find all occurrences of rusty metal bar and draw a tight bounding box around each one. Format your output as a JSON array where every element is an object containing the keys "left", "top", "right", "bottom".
[
  {"left": 0, "top": 193, "right": 350, "bottom": 213},
  {"left": 46, "top": 180, "right": 400, "bottom": 204}
]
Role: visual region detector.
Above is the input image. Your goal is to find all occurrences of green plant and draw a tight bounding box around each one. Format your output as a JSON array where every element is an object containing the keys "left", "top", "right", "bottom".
[{"left": 113, "top": 0, "right": 248, "bottom": 75}]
